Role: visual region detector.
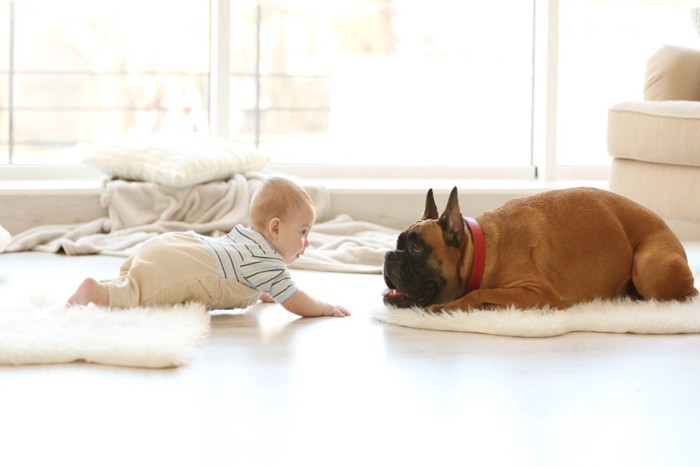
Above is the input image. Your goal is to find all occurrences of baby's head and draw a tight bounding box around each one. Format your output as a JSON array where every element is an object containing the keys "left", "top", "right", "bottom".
[{"left": 250, "top": 177, "right": 316, "bottom": 263}]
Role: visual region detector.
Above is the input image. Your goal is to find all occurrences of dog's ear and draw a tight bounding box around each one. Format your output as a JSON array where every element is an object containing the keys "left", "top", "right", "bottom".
[
  {"left": 438, "top": 187, "right": 466, "bottom": 248},
  {"left": 422, "top": 188, "right": 439, "bottom": 220}
]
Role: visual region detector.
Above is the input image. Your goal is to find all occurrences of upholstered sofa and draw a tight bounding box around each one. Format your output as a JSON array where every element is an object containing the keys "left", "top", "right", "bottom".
[{"left": 608, "top": 44, "right": 700, "bottom": 240}]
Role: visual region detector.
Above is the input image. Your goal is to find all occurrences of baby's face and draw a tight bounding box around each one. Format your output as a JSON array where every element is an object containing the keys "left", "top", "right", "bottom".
[{"left": 273, "top": 204, "right": 316, "bottom": 263}]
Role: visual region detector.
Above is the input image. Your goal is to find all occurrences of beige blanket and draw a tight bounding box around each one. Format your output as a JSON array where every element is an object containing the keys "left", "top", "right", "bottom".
[
  {"left": 295, "top": 215, "right": 398, "bottom": 273},
  {"left": 6, "top": 173, "right": 397, "bottom": 273}
]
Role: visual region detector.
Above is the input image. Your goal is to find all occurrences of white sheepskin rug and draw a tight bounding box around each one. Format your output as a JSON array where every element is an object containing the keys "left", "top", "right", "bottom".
[
  {"left": 0, "top": 295, "right": 210, "bottom": 368},
  {"left": 372, "top": 296, "right": 700, "bottom": 337}
]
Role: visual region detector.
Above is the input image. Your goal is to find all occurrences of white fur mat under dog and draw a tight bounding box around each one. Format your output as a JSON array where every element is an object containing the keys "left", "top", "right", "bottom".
[
  {"left": 0, "top": 295, "right": 210, "bottom": 368},
  {"left": 372, "top": 296, "right": 700, "bottom": 337}
]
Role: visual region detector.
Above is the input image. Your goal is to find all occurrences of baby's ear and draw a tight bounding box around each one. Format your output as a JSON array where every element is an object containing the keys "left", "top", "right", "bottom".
[{"left": 268, "top": 217, "right": 282, "bottom": 237}]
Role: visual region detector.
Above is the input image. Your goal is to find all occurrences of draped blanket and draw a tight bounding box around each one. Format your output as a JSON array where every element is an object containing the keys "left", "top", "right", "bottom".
[{"left": 6, "top": 172, "right": 397, "bottom": 273}]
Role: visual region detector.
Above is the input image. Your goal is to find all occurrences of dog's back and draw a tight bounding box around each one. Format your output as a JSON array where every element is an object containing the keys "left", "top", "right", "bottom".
[{"left": 478, "top": 187, "right": 695, "bottom": 305}]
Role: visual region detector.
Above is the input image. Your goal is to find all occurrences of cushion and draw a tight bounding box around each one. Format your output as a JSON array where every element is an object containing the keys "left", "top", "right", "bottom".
[
  {"left": 607, "top": 100, "right": 700, "bottom": 167},
  {"left": 644, "top": 44, "right": 700, "bottom": 101},
  {"left": 81, "top": 133, "right": 269, "bottom": 187},
  {"left": 610, "top": 158, "right": 700, "bottom": 231}
]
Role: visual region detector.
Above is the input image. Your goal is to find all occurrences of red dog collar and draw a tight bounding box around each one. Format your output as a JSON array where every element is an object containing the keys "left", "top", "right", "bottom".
[{"left": 464, "top": 217, "right": 485, "bottom": 293}]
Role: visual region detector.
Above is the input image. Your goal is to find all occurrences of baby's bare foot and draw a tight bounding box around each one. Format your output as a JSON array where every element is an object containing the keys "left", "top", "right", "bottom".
[{"left": 67, "top": 278, "right": 100, "bottom": 306}]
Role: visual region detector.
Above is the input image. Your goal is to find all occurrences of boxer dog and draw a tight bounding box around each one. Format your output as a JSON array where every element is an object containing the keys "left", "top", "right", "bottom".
[{"left": 383, "top": 187, "right": 697, "bottom": 312}]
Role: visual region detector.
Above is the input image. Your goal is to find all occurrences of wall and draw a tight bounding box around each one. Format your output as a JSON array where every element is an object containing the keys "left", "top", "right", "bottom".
[{"left": 1, "top": 187, "right": 527, "bottom": 235}]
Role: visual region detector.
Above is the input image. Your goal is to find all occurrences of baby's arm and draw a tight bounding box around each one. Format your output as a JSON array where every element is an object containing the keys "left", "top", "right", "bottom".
[{"left": 281, "top": 290, "right": 350, "bottom": 317}]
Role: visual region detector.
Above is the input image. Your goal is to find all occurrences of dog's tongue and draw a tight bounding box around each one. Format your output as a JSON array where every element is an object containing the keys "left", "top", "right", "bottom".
[
  {"left": 382, "top": 289, "right": 403, "bottom": 298},
  {"left": 382, "top": 288, "right": 406, "bottom": 298},
  {"left": 382, "top": 288, "right": 419, "bottom": 307}
]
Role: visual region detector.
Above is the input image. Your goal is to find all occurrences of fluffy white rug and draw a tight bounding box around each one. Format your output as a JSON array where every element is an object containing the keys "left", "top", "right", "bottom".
[
  {"left": 0, "top": 295, "right": 210, "bottom": 368},
  {"left": 372, "top": 296, "right": 700, "bottom": 337}
]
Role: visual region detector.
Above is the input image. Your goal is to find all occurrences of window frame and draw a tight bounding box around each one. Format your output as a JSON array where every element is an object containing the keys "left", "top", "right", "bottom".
[{"left": 0, "top": 0, "right": 608, "bottom": 184}]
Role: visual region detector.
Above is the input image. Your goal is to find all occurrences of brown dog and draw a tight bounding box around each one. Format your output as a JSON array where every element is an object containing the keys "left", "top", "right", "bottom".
[{"left": 382, "top": 187, "right": 697, "bottom": 311}]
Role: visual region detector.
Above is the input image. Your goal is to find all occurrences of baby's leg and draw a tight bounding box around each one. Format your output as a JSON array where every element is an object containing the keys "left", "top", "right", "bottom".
[{"left": 67, "top": 278, "right": 109, "bottom": 306}]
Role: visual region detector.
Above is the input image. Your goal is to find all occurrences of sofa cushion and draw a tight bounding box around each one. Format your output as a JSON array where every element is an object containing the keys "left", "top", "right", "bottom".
[
  {"left": 645, "top": 44, "right": 700, "bottom": 101},
  {"left": 607, "top": 100, "right": 700, "bottom": 167}
]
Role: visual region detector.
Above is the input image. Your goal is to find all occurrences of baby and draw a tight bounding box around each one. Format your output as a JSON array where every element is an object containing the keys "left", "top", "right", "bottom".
[{"left": 67, "top": 177, "right": 350, "bottom": 318}]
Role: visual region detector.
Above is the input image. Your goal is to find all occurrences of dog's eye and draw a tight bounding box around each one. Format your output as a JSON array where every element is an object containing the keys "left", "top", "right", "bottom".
[{"left": 411, "top": 242, "right": 423, "bottom": 254}]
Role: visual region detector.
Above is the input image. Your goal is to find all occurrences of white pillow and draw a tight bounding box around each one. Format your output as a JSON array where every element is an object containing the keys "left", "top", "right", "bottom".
[
  {"left": 0, "top": 225, "right": 10, "bottom": 253},
  {"left": 81, "top": 133, "right": 269, "bottom": 187}
]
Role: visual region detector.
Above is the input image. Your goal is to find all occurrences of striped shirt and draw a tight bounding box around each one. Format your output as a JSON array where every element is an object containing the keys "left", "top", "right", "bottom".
[{"left": 192, "top": 225, "right": 298, "bottom": 303}]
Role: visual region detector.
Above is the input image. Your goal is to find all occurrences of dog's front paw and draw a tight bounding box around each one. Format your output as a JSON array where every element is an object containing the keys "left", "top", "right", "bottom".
[{"left": 425, "top": 304, "right": 445, "bottom": 314}]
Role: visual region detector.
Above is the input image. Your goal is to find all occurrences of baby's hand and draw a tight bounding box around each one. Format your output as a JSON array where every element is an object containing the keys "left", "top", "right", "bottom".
[
  {"left": 282, "top": 291, "right": 350, "bottom": 318},
  {"left": 328, "top": 305, "right": 351, "bottom": 317}
]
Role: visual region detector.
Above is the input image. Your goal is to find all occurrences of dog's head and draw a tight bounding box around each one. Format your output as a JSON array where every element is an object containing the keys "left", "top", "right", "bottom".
[{"left": 382, "top": 187, "right": 471, "bottom": 307}]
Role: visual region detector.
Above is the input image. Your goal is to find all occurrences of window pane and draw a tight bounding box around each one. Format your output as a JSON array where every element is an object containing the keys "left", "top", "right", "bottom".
[
  {"left": 7, "top": 0, "right": 209, "bottom": 164},
  {"left": 558, "top": 0, "right": 699, "bottom": 167},
  {"left": 0, "top": 1, "right": 7, "bottom": 163},
  {"left": 237, "top": 0, "right": 535, "bottom": 168},
  {"left": 0, "top": 76, "right": 7, "bottom": 164}
]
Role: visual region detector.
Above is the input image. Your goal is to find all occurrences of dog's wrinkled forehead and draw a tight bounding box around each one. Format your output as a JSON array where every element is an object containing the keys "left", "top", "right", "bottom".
[{"left": 397, "top": 220, "right": 442, "bottom": 250}]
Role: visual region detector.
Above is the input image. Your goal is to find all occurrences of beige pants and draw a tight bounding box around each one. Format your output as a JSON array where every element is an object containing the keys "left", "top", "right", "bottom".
[{"left": 103, "top": 232, "right": 261, "bottom": 310}]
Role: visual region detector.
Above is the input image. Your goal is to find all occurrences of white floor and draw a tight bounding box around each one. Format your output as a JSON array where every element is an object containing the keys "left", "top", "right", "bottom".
[{"left": 2, "top": 245, "right": 700, "bottom": 467}]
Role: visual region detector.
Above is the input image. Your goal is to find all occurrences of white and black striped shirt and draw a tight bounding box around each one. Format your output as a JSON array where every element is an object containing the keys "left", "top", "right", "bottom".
[{"left": 192, "top": 226, "right": 298, "bottom": 303}]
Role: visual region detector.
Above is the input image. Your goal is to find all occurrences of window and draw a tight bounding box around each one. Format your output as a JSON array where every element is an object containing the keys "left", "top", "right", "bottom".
[
  {"left": 237, "top": 0, "right": 535, "bottom": 172},
  {"left": 0, "top": 0, "right": 209, "bottom": 165},
  {"left": 2, "top": 0, "right": 700, "bottom": 180},
  {"left": 557, "top": 0, "right": 699, "bottom": 168},
  {"left": 1, "top": 0, "right": 535, "bottom": 176}
]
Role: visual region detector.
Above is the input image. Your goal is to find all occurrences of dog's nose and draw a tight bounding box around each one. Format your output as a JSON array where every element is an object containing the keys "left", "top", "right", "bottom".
[{"left": 385, "top": 250, "right": 398, "bottom": 262}]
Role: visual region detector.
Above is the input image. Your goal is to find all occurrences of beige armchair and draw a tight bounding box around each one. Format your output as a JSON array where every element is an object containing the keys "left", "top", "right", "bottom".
[{"left": 608, "top": 44, "right": 700, "bottom": 240}]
